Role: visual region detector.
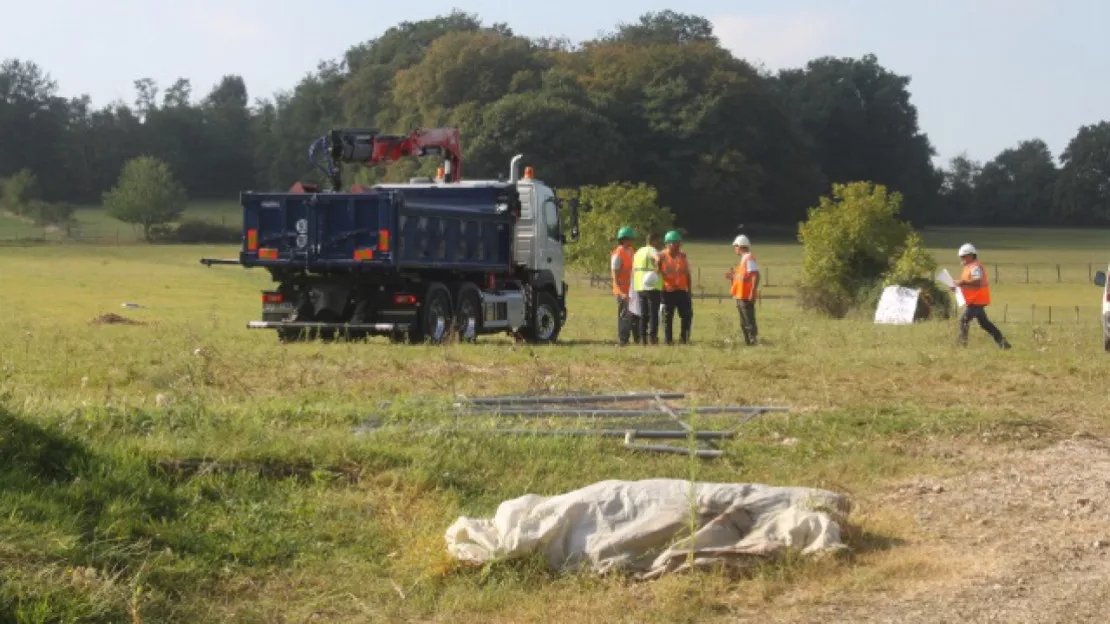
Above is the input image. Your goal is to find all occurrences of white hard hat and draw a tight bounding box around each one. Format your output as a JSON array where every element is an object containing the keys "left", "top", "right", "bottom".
[
  {"left": 732, "top": 235, "right": 751, "bottom": 247},
  {"left": 641, "top": 271, "right": 659, "bottom": 289},
  {"left": 958, "top": 243, "right": 977, "bottom": 257}
]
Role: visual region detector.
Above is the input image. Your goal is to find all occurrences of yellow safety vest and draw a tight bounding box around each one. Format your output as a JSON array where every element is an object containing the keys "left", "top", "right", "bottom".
[{"left": 632, "top": 246, "right": 661, "bottom": 291}]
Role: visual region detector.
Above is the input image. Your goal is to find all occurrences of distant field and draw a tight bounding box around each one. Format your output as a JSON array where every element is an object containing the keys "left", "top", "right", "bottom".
[{"left": 0, "top": 200, "right": 241, "bottom": 243}]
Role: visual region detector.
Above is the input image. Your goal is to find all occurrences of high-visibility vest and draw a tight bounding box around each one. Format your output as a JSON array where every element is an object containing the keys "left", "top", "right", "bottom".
[
  {"left": 960, "top": 261, "right": 991, "bottom": 306},
  {"left": 633, "top": 246, "right": 661, "bottom": 291},
  {"left": 731, "top": 252, "right": 758, "bottom": 300},
  {"left": 610, "top": 245, "right": 633, "bottom": 295},
  {"left": 659, "top": 249, "right": 690, "bottom": 292}
]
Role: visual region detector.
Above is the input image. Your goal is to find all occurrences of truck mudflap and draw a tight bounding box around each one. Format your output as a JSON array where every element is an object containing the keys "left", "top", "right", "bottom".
[{"left": 248, "top": 321, "right": 411, "bottom": 332}]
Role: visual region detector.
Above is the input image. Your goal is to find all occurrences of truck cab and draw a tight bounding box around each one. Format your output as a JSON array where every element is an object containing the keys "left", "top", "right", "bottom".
[{"left": 1093, "top": 266, "right": 1110, "bottom": 351}]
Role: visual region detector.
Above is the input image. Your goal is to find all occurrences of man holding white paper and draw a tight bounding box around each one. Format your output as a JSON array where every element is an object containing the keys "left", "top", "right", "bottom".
[{"left": 946, "top": 243, "right": 1012, "bottom": 349}]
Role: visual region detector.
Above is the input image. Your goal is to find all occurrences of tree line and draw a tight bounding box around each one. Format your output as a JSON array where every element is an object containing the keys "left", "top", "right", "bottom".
[{"left": 1, "top": 9, "right": 1108, "bottom": 236}]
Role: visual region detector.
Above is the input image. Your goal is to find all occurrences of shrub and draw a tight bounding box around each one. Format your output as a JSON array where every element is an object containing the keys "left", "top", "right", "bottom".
[
  {"left": 798, "top": 181, "right": 950, "bottom": 318},
  {"left": 559, "top": 182, "right": 675, "bottom": 276},
  {"left": 149, "top": 219, "right": 241, "bottom": 244},
  {"left": 0, "top": 169, "right": 41, "bottom": 216}
]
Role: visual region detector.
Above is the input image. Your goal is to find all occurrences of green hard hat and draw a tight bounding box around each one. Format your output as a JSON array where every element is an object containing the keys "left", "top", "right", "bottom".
[
  {"left": 664, "top": 230, "right": 682, "bottom": 243},
  {"left": 616, "top": 226, "right": 636, "bottom": 240}
]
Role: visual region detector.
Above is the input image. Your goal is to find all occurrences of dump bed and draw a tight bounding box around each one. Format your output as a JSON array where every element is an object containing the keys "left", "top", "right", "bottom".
[{"left": 239, "top": 184, "right": 517, "bottom": 273}]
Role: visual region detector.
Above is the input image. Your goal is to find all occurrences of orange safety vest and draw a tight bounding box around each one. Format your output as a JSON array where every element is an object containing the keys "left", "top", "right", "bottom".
[
  {"left": 731, "top": 252, "right": 758, "bottom": 300},
  {"left": 659, "top": 250, "right": 690, "bottom": 292},
  {"left": 611, "top": 245, "right": 633, "bottom": 295},
  {"left": 960, "top": 260, "right": 991, "bottom": 306}
]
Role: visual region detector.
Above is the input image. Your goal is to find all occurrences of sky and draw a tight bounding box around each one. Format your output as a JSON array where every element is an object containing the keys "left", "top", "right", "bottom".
[{"left": 2, "top": 0, "right": 1106, "bottom": 166}]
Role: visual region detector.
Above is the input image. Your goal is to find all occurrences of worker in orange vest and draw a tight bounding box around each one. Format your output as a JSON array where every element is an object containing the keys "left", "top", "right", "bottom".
[
  {"left": 726, "top": 235, "right": 759, "bottom": 345},
  {"left": 952, "top": 243, "right": 1011, "bottom": 349},
  {"left": 611, "top": 226, "right": 640, "bottom": 346},
  {"left": 658, "top": 230, "right": 693, "bottom": 344}
]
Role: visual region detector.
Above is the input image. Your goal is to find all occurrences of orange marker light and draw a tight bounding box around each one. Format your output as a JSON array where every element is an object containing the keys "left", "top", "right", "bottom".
[
  {"left": 379, "top": 230, "right": 390, "bottom": 252},
  {"left": 247, "top": 229, "right": 258, "bottom": 250},
  {"left": 353, "top": 248, "right": 373, "bottom": 260},
  {"left": 258, "top": 248, "right": 278, "bottom": 259}
]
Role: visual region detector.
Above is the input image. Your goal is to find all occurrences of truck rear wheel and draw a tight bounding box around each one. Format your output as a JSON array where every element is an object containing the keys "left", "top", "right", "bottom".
[
  {"left": 413, "top": 282, "right": 453, "bottom": 344},
  {"left": 454, "top": 283, "right": 482, "bottom": 343},
  {"left": 521, "top": 290, "right": 562, "bottom": 344}
]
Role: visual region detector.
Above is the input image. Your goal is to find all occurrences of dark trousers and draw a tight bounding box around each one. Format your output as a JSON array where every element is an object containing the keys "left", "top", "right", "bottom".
[
  {"left": 959, "top": 305, "right": 1010, "bottom": 348},
  {"left": 635, "top": 290, "right": 661, "bottom": 344},
  {"left": 736, "top": 299, "right": 758, "bottom": 345},
  {"left": 662, "top": 290, "right": 693, "bottom": 344},
  {"left": 616, "top": 296, "right": 640, "bottom": 345}
]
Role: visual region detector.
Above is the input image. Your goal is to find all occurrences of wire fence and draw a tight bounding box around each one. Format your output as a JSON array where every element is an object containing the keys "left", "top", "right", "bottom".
[
  {"left": 588, "top": 262, "right": 1107, "bottom": 291},
  {"left": 583, "top": 273, "right": 1107, "bottom": 325}
]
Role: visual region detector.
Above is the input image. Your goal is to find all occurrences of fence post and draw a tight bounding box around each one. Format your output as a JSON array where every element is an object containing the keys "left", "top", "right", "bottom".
[
  {"left": 1057, "top": 264, "right": 1061, "bottom": 283},
  {"left": 1004, "top": 304, "right": 1008, "bottom": 323},
  {"left": 994, "top": 264, "right": 999, "bottom": 284},
  {"left": 1076, "top": 306, "right": 1081, "bottom": 323},
  {"left": 1049, "top": 306, "right": 1052, "bottom": 325},
  {"left": 1032, "top": 304, "right": 1036, "bottom": 323},
  {"left": 1025, "top": 265, "right": 1029, "bottom": 283}
]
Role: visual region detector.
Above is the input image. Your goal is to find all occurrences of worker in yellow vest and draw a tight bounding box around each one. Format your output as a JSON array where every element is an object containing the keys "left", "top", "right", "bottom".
[
  {"left": 610, "top": 226, "right": 640, "bottom": 346},
  {"left": 659, "top": 230, "right": 693, "bottom": 344},
  {"left": 952, "top": 243, "right": 1011, "bottom": 349},
  {"left": 632, "top": 233, "right": 662, "bottom": 345},
  {"left": 726, "top": 235, "right": 759, "bottom": 345}
]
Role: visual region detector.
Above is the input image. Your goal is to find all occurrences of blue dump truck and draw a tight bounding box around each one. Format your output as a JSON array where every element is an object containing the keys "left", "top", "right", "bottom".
[{"left": 202, "top": 127, "right": 578, "bottom": 344}]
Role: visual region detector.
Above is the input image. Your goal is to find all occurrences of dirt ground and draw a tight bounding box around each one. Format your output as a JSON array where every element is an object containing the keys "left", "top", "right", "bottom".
[{"left": 782, "top": 436, "right": 1110, "bottom": 623}]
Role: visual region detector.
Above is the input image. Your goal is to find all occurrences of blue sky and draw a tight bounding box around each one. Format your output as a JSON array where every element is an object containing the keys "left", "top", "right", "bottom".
[{"left": 2, "top": 0, "right": 1106, "bottom": 166}]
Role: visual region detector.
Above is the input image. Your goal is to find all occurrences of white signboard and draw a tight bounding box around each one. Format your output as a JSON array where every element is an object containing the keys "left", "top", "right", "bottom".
[{"left": 874, "top": 286, "right": 920, "bottom": 325}]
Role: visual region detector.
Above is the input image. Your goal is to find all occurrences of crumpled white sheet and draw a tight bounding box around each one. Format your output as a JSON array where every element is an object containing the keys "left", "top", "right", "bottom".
[{"left": 444, "top": 479, "right": 851, "bottom": 579}]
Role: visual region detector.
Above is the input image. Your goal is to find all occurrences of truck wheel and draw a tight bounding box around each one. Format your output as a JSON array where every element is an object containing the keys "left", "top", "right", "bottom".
[
  {"left": 454, "top": 283, "right": 482, "bottom": 343},
  {"left": 521, "top": 290, "right": 562, "bottom": 344},
  {"left": 415, "top": 282, "right": 453, "bottom": 345}
]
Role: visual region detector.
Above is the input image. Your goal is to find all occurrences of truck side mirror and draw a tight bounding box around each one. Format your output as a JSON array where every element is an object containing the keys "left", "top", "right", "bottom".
[{"left": 1095, "top": 271, "right": 1106, "bottom": 288}]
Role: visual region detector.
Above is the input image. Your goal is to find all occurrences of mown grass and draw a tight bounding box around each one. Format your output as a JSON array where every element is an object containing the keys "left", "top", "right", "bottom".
[{"left": 1, "top": 231, "right": 1109, "bottom": 621}]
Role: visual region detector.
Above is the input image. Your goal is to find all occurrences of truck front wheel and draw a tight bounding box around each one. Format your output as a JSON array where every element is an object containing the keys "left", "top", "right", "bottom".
[
  {"left": 454, "top": 283, "right": 482, "bottom": 343},
  {"left": 521, "top": 290, "right": 562, "bottom": 344}
]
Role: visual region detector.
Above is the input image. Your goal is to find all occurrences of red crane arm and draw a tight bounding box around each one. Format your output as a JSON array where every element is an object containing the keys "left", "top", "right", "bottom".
[{"left": 366, "top": 127, "right": 463, "bottom": 182}]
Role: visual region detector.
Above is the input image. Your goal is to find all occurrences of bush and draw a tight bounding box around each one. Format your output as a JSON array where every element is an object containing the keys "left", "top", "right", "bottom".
[
  {"left": 102, "top": 156, "right": 188, "bottom": 242},
  {"left": 0, "top": 169, "right": 41, "bottom": 216},
  {"left": 558, "top": 182, "right": 675, "bottom": 276},
  {"left": 149, "top": 219, "right": 241, "bottom": 244},
  {"left": 797, "top": 181, "right": 950, "bottom": 318}
]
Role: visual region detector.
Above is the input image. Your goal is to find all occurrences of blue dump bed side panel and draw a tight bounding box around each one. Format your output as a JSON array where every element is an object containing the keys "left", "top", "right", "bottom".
[{"left": 239, "top": 185, "right": 515, "bottom": 273}]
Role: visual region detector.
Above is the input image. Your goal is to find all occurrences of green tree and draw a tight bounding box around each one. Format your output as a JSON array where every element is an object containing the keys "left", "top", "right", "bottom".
[
  {"left": 776, "top": 54, "right": 941, "bottom": 224},
  {"left": 1054, "top": 121, "right": 1110, "bottom": 224},
  {"left": 798, "top": 181, "right": 946, "bottom": 318},
  {"left": 936, "top": 154, "right": 981, "bottom": 224},
  {"left": 973, "top": 139, "right": 1057, "bottom": 225},
  {"left": 102, "top": 156, "right": 187, "bottom": 241},
  {"left": 605, "top": 10, "right": 717, "bottom": 46},
  {"left": 0, "top": 168, "right": 41, "bottom": 215},
  {"left": 560, "top": 182, "right": 674, "bottom": 276}
]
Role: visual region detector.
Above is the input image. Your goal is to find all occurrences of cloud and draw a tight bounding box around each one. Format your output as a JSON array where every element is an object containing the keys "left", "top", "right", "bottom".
[{"left": 712, "top": 11, "right": 840, "bottom": 71}]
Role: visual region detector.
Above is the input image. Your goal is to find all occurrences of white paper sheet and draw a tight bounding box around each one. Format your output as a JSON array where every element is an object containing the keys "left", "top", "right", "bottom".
[{"left": 937, "top": 270, "right": 966, "bottom": 307}]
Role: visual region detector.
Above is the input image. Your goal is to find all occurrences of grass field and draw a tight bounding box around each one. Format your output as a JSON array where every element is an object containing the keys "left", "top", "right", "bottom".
[{"left": 1, "top": 223, "right": 1109, "bottom": 621}]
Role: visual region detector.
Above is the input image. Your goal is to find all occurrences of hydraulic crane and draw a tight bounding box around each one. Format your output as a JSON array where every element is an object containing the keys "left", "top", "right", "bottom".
[{"left": 300, "top": 127, "right": 463, "bottom": 193}]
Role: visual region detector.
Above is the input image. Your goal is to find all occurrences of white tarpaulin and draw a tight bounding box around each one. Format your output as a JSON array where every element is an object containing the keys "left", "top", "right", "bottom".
[
  {"left": 874, "top": 285, "right": 920, "bottom": 325},
  {"left": 444, "top": 479, "right": 851, "bottom": 579}
]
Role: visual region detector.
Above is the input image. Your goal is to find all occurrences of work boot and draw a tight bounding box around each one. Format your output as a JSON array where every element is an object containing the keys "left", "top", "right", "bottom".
[{"left": 998, "top": 338, "right": 1012, "bottom": 350}]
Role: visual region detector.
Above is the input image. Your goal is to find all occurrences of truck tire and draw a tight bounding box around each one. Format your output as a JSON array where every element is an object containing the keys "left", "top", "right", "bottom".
[
  {"left": 521, "top": 290, "right": 562, "bottom": 344},
  {"left": 412, "top": 282, "right": 453, "bottom": 345},
  {"left": 454, "top": 283, "right": 482, "bottom": 343}
]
